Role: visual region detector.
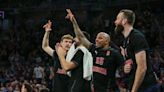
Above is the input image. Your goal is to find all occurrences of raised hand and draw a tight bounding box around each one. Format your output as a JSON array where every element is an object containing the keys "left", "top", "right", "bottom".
[
  {"left": 65, "top": 9, "right": 74, "bottom": 22},
  {"left": 43, "top": 20, "right": 52, "bottom": 31}
]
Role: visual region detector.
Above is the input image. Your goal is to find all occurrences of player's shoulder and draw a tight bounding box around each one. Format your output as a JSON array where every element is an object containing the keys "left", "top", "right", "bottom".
[
  {"left": 108, "top": 47, "right": 120, "bottom": 55},
  {"left": 131, "top": 29, "right": 145, "bottom": 38}
]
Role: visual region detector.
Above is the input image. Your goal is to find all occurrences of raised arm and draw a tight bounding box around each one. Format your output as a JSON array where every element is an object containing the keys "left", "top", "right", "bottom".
[
  {"left": 66, "top": 9, "right": 91, "bottom": 48},
  {"left": 42, "top": 20, "right": 54, "bottom": 57}
]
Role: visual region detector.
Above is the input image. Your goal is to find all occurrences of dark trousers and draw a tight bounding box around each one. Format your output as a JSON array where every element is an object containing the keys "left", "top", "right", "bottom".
[{"left": 53, "top": 74, "right": 69, "bottom": 92}]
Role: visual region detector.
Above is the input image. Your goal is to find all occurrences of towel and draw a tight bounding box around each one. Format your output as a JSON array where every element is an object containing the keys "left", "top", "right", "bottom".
[{"left": 66, "top": 43, "right": 93, "bottom": 81}]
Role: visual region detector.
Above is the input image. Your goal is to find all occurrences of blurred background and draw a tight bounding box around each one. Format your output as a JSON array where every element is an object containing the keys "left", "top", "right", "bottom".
[{"left": 0, "top": 0, "right": 163, "bottom": 92}]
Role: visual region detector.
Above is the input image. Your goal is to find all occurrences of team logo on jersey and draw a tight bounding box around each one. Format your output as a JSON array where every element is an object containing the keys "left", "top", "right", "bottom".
[{"left": 106, "top": 50, "right": 110, "bottom": 56}]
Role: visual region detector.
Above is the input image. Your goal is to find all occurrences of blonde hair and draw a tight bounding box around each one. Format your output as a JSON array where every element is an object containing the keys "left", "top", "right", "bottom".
[{"left": 61, "top": 34, "right": 73, "bottom": 41}]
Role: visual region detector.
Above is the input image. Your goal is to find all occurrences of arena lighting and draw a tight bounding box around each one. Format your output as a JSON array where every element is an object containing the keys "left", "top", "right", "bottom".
[{"left": 0, "top": 11, "right": 4, "bottom": 19}]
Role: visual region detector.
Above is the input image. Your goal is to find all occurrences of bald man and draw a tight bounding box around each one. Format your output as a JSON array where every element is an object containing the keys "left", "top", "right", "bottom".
[
  {"left": 89, "top": 32, "right": 124, "bottom": 92},
  {"left": 65, "top": 9, "right": 127, "bottom": 92}
]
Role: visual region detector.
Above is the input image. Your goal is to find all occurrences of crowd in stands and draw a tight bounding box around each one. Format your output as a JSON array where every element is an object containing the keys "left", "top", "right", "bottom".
[{"left": 0, "top": 7, "right": 164, "bottom": 91}]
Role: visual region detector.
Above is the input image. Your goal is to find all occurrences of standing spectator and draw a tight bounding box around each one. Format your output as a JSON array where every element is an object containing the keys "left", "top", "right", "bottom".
[
  {"left": 21, "top": 83, "right": 33, "bottom": 92},
  {"left": 33, "top": 64, "right": 44, "bottom": 84}
]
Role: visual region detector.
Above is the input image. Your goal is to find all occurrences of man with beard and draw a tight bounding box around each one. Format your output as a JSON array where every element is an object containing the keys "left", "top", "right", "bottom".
[
  {"left": 65, "top": 9, "right": 131, "bottom": 92},
  {"left": 42, "top": 20, "right": 73, "bottom": 92},
  {"left": 114, "top": 9, "right": 158, "bottom": 92}
]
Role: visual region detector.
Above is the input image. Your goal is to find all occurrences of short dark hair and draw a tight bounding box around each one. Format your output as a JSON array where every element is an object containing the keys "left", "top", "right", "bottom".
[{"left": 120, "top": 9, "right": 135, "bottom": 26}]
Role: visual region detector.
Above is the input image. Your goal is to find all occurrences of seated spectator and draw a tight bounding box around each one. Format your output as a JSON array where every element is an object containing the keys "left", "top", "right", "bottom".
[{"left": 21, "top": 83, "right": 33, "bottom": 92}]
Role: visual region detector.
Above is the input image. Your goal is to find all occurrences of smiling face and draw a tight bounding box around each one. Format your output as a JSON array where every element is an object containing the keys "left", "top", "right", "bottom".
[{"left": 95, "top": 32, "right": 110, "bottom": 49}]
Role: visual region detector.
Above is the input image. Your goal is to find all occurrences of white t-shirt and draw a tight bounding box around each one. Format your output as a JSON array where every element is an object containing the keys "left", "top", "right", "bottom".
[{"left": 34, "top": 66, "right": 43, "bottom": 78}]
